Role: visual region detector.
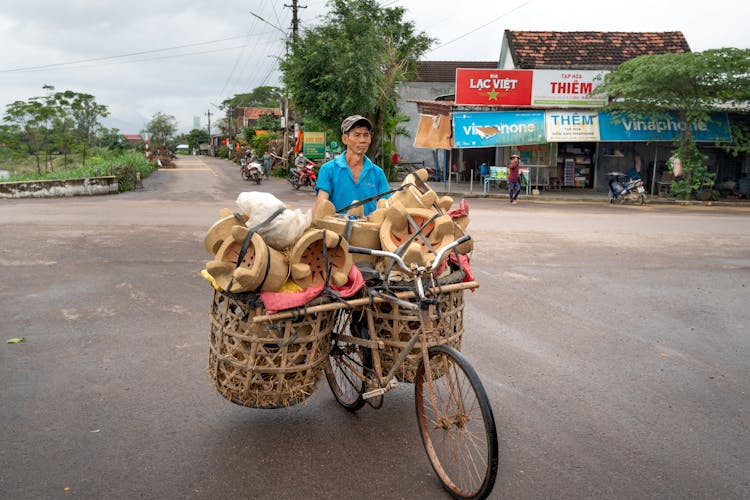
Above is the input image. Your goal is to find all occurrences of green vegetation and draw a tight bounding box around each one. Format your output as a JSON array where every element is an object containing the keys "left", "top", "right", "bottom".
[
  {"left": 3, "top": 150, "right": 154, "bottom": 193},
  {"left": 280, "top": 0, "right": 433, "bottom": 162},
  {"left": 142, "top": 112, "right": 178, "bottom": 146},
  {"left": 220, "top": 86, "right": 283, "bottom": 110},
  {"left": 2, "top": 85, "right": 110, "bottom": 173},
  {"left": 594, "top": 48, "right": 750, "bottom": 199}
]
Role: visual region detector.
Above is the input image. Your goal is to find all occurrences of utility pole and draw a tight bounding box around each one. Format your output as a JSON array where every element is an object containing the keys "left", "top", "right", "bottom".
[
  {"left": 285, "top": 0, "right": 306, "bottom": 42},
  {"left": 205, "top": 110, "right": 213, "bottom": 155}
]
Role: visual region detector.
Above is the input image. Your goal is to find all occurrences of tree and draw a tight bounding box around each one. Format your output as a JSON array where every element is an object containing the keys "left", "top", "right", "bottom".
[
  {"left": 185, "top": 128, "right": 210, "bottom": 153},
  {"left": 69, "top": 92, "right": 109, "bottom": 164},
  {"left": 594, "top": 48, "right": 750, "bottom": 199},
  {"left": 3, "top": 86, "right": 109, "bottom": 172},
  {"left": 280, "top": 0, "right": 433, "bottom": 158},
  {"left": 142, "top": 112, "right": 178, "bottom": 145},
  {"left": 221, "top": 87, "right": 283, "bottom": 110}
]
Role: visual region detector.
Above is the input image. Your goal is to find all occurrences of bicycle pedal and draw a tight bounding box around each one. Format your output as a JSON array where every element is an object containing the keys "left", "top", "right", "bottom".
[
  {"left": 362, "top": 379, "right": 398, "bottom": 400},
  {"left": 362, "top": 388, "right": 385, "bottom": 400}
]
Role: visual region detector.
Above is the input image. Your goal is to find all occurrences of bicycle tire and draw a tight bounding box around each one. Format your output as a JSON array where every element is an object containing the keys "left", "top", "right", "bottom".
[
  {"left": 415, "top": 345, "right": 498, "bottom": 500},
  {"left": 324, "top": 310, "right": 372, "bottom": 411}
]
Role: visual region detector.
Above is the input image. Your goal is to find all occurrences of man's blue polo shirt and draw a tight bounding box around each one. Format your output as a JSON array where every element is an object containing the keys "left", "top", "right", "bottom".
[{"left": 316, "top": 153, "right": 390, "bottom": 216}]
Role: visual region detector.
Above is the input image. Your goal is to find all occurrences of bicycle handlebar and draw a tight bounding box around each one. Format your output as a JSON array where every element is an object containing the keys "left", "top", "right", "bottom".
[{"left": 348, "top": 235, "right": 471, "bottom": 276}]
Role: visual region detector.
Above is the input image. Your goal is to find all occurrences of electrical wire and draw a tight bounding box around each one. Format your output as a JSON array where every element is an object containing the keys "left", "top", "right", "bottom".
[
  {"left": 429, "top": 0, "right": 533, "bottom": 52},
  {"left": 0, "top": 34, "right": 259, "bottom": 73}
]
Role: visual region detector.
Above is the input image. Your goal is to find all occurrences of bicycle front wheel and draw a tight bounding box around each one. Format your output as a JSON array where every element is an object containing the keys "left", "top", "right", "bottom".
[
  {"left": 415, "top": 345, "right": 498, "bottom": 500},
  {"left": 324, "top": 310, "right": 371, "bottom": 411}
]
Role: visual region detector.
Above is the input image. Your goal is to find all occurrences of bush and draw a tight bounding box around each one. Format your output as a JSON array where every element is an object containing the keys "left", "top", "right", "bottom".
[{"left": 3, "top": 150, "right": 155, "bottom": 193}]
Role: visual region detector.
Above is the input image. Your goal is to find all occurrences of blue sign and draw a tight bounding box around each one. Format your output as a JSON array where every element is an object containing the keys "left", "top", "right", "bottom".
[
  {"left": 453, "top": 111, "right": 546, "bottom": 148},
  {"left": 598, "top": 112, "right": 731, "bottom": 142}
]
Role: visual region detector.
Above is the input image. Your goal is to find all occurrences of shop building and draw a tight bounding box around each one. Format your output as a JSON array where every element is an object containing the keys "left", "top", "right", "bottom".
[{"left": 397, "top": 30, "right": 747, "bottom": 194}]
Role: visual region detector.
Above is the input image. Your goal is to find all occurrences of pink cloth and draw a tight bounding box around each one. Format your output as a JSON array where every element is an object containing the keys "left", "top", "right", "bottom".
[
  {"left": 260, "top": 265, "right": 365, "bottom": 314},
  {"left": 447, "top": 199, "right": 469, "bottom": 218}
]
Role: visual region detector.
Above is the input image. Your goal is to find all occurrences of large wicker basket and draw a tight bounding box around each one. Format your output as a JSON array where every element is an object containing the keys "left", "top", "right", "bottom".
[
  {"left": 372, "top": 287, "right": 465, "bottom": 383},
  {"left": 208, "top": 290, "right": 334, "bottom": 408}
]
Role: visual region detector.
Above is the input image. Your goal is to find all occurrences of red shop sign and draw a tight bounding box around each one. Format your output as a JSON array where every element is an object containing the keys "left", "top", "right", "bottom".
[{"left": 455, "top": 68, "right": 533, "bottom": 106}]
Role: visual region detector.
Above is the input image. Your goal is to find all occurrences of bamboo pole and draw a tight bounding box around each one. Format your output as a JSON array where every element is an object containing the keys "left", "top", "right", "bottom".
[{"left": 252, "top": 281, "right": 480, "bottom": 323}]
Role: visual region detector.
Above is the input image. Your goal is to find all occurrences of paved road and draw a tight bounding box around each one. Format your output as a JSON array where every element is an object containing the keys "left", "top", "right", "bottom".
[{"left": 1, "top": 156, "right": 749, "bottom": 499}]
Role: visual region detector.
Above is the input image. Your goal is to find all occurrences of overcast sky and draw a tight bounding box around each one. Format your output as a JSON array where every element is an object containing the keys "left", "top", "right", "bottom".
[{"left": 2, "top": 0, "right": 748, "bottom": 135}]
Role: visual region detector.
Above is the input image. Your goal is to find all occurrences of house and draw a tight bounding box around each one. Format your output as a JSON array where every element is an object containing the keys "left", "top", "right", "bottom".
[
  {"left": 396, "top": 61, "right": 497, "bottom": 168},
  {"left": 122, "top": 134, "right": 143, "bottom": 146},
  {"left": 395, "top": 30, "right": 713, "bottom": 190},
  {"left": 499, "top": 30, "right": 690, "bottom": 69},
  {"left": 231, "top": 107, "right": 282, "bottom": 131}
]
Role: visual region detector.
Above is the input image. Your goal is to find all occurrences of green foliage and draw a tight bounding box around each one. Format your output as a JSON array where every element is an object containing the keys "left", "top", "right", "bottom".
[
  {"left": 5, "top": 150, "right": 154, "bottom": 192},
  {"left": 221, "top": 87, "right": 283, "bottom": 109},
  {"left": 218, "top": 145, "right": 230, "bottom": 159},
  {"left": 2, "top": 86, "right": 109, "bottom": 173},
  {"left": 595, "top": 48, "right": 750, "bottom": 199},
  {"left": 98, "top": 127, "right": 129, "bottom": 151},
  {"left": 142, "top": 112, "right": 178, "bottom": 145},
  {"left": 184, "top": 128, "right": 209, "bottom": 152},
  {"left": 248, "top": 131, "right": 278, "bottom": 154},
  {"left": 280, "top": 0, "right": 433, "bottom": 156}
]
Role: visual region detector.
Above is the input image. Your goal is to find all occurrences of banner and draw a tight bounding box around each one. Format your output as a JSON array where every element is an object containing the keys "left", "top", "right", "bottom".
[
  {"left": 532, "top": 70, "right": 608, "bottom": 107},
  {"left": 598, "top": 112, "right": 732, "bottom": 142},
  {"left": 453, "top": 111, "right": 546, "bottom": 148},
  {"left": 455, "top": 69, "right": 533, "bottom": 106},
  {"left": 545, "top": 110, "right": 600, "bottom": 142},
  {"left": 302, "top": 132, "right": 326, "bottom": 158}
]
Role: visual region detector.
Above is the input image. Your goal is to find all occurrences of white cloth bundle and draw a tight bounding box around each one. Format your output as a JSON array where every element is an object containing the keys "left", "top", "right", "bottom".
[{"left": 235, "top": 191, "right": 311, "bottom": 250}]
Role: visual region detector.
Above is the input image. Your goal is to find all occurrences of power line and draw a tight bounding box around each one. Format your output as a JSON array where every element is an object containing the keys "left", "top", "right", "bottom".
[
  {"left": 429, "top": 0, "right": 533, "bottom": 52},
  {"left": 0, "top": 34, "right": 259, "bottom": 73},
  {"left": 3, "top": 44, "right": 253, "bottom": 74}
]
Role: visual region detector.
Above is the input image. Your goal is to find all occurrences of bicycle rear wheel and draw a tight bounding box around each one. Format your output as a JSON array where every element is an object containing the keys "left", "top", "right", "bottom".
[
  {"left": 415, "top": 345, "right": 498, "bottom": 499},
  {"left": 324, "top": 310, "right": 371, "bottom": 411}
]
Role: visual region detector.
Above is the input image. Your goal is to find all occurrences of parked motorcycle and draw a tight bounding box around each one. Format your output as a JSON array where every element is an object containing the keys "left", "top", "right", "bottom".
[
  {"left": 608, "top": 172, "right": 646, "bottom": 205},
  {"left": 242, "top": 160, "right": 264, "bottom": 185},
  {"left": 288, "top": 162, "right": 317, "bottom": 190}
]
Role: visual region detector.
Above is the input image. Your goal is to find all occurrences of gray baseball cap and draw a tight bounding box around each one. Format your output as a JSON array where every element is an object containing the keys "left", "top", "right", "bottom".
[{"left": 341, "top": 115, "right": 373, "bottom": 133}]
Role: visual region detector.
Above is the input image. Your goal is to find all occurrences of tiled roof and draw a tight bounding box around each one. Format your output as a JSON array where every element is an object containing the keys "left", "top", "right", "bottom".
[
  {"left": 238, "top": 107, "right": 282, "bottom": 120},
  {"left": 416, "top": 61, "right": 498, "bottom": 82},
  {"left": 506, "top": 30, "right": 691, "bottom": 69}
]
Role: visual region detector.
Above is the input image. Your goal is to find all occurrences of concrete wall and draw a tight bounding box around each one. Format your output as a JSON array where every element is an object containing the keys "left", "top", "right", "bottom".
[
  {"left": 0, "top": 176, "right": 118, "bottom": 199},
  {"left": 395, "top": 81, "right": 456, "bottom": 168}
]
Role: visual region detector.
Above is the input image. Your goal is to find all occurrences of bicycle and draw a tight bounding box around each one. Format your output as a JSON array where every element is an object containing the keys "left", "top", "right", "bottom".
[{"left": 324, "top": 235, "right": 499, "bottom": 499}]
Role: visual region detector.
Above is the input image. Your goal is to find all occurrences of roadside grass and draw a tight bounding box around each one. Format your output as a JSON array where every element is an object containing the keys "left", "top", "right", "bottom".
[{"left": 0, "top": 150, "right": 155, "bottom": 192}]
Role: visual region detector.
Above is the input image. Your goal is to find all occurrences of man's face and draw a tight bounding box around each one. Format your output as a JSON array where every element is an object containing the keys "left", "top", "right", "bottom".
[{"left": 342, "top": 126, "right": 371, "bottom": 155}]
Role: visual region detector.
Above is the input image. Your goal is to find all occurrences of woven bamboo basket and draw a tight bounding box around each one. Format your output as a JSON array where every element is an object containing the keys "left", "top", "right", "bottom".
[
  {"left": 208, "top": 290, "right": 334, "bottom": 408},
  {"left": 372, "top": 288, "right": 464, "bottom": 383}
]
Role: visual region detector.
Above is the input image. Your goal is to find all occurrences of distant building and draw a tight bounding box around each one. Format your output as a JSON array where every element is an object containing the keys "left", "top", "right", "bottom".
[
  {"left": 122, "top": 134, "right": 143, "bottom": 146},
  {"left": 231, "top": 107, "right": 282, "bottom": 131}
]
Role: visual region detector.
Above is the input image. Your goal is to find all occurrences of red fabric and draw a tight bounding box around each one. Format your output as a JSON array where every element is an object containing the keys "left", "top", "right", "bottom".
[
  {"left": 447, "top": 199, "right": 469, "bottom": 218},
  {"left": 260, "top": 265, "right": 365, "bottom": 314},
  {"left": 435, "top": 252, "right": 475, "bottom": 284},
  {"left": 508, "top": 161, "right": 520, "bottom": 182}
]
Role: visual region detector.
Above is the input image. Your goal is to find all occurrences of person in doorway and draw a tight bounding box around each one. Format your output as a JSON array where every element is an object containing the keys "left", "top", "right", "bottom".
[
  {"left": 508, "top": 154, "right": 522, "bottom": 204},
  {"left": 313, "top": 115, "right": 390, "bottom": 218},
  {"left": 262, "top": 150, "right": 272, "bottom": 178}
]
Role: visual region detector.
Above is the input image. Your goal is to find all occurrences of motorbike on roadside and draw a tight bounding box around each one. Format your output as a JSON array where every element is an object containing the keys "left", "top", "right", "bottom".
[
  {"left": 241, "top": 160, "right": 264, "bottom": 185},
  {"left": 608, "top": 172, "right": 646, "bottom": 205},
  {"left": 288, "top": 162, "right": 317, "bottom": 190}
]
